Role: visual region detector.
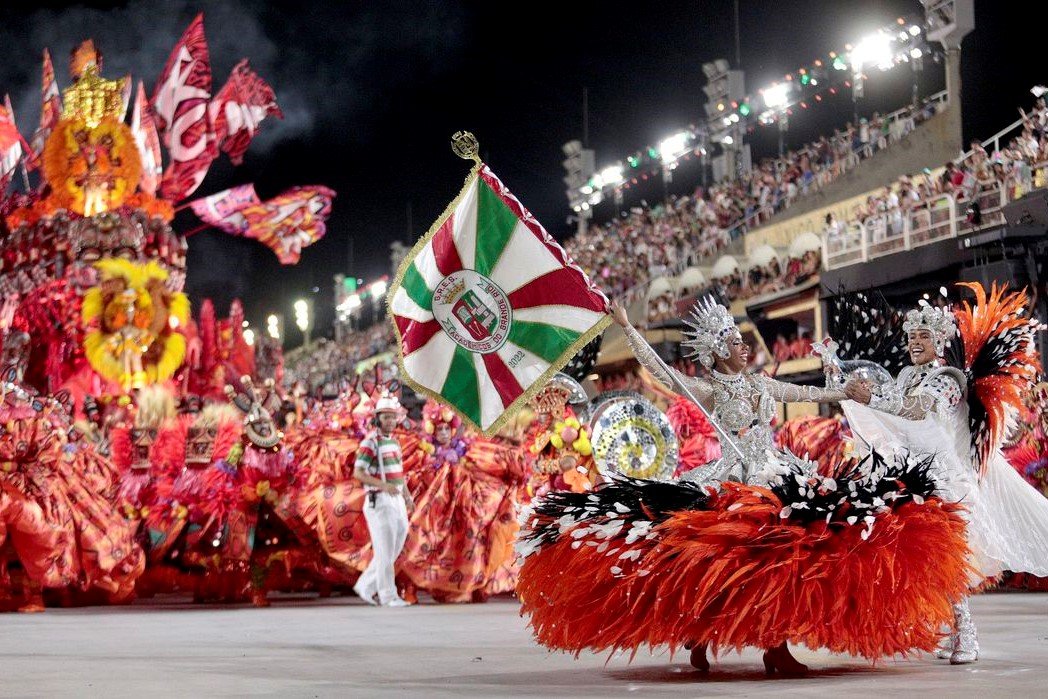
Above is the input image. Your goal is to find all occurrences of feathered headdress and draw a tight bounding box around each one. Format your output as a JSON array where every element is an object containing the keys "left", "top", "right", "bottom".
[
  {"left": 903, "top": 301, "right": 957, "bottom": 355},
  {"left": 682, "top": 296, "right": 738, "bottom": 368}
]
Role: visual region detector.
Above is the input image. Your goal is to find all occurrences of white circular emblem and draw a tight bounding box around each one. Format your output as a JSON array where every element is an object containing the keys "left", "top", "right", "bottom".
[{"left": 432, "top": 270, "right": 512, "bottom": 354}]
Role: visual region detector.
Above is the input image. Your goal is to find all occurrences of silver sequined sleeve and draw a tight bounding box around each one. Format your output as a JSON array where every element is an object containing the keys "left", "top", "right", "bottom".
[
  {"left": 623, "top": 324, "right": 713, "bottom": 403},
  {"left": 869, "top": 373, "right": 962, "bottom": 419},
  {"left": 755, "top": 375, "right": 847, "bottom": 404}
]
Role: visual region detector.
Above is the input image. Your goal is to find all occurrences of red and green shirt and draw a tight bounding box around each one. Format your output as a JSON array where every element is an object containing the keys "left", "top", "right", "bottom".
[{"left": 354, "top": 432, "right": 404, "bottom": 487}]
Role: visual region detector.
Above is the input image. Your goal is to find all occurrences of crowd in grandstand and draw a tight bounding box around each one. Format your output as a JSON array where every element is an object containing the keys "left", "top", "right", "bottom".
[
  {"left": 283, "top": 323, "right": 395, "bottom": 395},
  {"left": 564, "top": 96, "right": 943, "bottom": 302},
  {"left": 827, "top": 98, "right": 1048, "bottom": 250}
]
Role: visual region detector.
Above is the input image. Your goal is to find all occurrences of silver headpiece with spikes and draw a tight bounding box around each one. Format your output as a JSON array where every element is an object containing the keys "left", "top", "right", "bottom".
[
  {"left": 683, "top": 297, "right": 739, "bottom": 368},
  {"left": 903, "top": 301, "right": 957, "bottom": 354}
]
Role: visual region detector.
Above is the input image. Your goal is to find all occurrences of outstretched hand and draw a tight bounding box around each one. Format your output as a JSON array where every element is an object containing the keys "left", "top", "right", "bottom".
[{"left": 608, "top": 303, "right": 630, "bottom": 328}]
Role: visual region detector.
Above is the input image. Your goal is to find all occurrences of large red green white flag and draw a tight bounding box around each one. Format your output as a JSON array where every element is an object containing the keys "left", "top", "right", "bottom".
[{"left": 389, "top": 163, "right": 610, "bottom": 435}]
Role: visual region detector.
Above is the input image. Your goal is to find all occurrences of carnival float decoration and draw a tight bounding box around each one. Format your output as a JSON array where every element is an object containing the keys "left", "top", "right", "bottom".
[{"left": 0, "top": 15, "right": 337, "bottom": 609}]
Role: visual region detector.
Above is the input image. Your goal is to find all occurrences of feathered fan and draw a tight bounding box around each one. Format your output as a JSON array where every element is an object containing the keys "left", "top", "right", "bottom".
[
  {"left": 952, "top": 282, "right": 1042, "bottom": 476},
  {"left": 827, "top": 287, "right": 910, "bottom": 376}
]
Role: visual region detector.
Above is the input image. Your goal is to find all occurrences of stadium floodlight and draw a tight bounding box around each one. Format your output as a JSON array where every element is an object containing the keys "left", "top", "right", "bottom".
[
  {"left": 850, "top": 32, "right": 893, "bottom": 73},
  {"left": 599, "top": 165, "right": 624, "bottom": 187},
  {"left": 762, "top": 83, "right": 790, "bottom": 110},
  {"left": 659, "top": 132, "right": 690, "bottom": 164}
]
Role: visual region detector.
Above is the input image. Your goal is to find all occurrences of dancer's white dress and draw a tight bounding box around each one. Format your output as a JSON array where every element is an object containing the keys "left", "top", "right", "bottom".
[{"left": 845, "top": 362, "right": 1048, "bottom": 581}]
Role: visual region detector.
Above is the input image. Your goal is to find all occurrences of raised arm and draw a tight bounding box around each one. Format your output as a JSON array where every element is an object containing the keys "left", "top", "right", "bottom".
[
  {"left": 622, "top": 323, "right": 713, "bottom": 405},
  {"left": 756, "top": 374, "right": 847, "bottom": 404}
]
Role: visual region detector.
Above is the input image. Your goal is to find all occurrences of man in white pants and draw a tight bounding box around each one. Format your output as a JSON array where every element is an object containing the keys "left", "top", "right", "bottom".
[{"left": 352, "top": 393, "right": 415, "bottom": 607}]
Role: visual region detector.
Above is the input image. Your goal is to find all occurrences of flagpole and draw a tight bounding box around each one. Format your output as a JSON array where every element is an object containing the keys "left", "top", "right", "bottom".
[{"left": 182, "top": 223, "right": 212, "bottom": 238}]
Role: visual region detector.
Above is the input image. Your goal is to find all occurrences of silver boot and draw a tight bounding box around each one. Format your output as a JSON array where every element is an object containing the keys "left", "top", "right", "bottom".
[
  {"left": 950, "top": 598, "right": 979, "bottom": 665},
  {"left": 934, "top": 626, "right": 955, "bottom": 660}
]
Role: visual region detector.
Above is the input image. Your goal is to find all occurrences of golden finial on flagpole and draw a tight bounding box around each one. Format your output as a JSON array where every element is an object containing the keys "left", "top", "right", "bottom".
[{"left": 451, "top": 131, "right": 481, "bottom": 163}]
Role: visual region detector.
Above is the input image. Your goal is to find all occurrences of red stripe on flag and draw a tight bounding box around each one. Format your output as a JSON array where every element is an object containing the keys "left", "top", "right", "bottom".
[
  {"left": 432, "top": 216, "right": 463, "bottom": 277},
  {"left": 478, "top": 165, "right": 607, "bottom": 305},
  {"left": 395, "top": 315, "right": 443, "bottom": 355},
  {"left": 481, "top": 352, "right": 525, "bottom": 410},
  {"left": 507, "top": 268, "right": 606, "bottom": 312}
]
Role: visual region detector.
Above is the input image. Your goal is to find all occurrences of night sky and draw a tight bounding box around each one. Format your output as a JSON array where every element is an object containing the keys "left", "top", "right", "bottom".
[{"left": 0, "top": 1, "right": 1040, "bottom": 346}]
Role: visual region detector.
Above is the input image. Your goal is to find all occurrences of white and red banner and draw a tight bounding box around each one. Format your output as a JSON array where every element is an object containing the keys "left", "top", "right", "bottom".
[
  {"left": 188, "top": 183, "right": 261, "bottom": 234},
  {"left": 152, "top": 13, "right": 217, "bottom": 202},
  {"left": 131, "top": 81, "right": 163, "bottom": 195},
  {"left": 210, "top": 59, "right": 283, "bottom": 165},
  {"left": 1, "top": 94, "right": 24, "bottom": 189},
  {"left": 27, "top": 48, "right": 61, "bottom": 171},
  {"left": 389, "top": 164, "right": 610, "bottom": 434}
]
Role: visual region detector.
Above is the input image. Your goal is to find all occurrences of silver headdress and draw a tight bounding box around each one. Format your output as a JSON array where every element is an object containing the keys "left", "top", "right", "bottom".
[
  {"left": 902, "top": 300, "right": 957, "bottom": 354},
  {"left": 683, "top": 297, "right": 739, "bottom": 368}
]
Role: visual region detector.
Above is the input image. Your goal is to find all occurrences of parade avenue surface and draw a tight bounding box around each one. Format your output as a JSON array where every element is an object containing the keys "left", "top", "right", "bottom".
[{"left": 2, "top": 593, "right": 1046, "bottom": 697}]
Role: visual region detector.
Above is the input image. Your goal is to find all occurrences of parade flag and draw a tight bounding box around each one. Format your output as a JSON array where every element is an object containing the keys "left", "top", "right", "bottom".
[
  {"left": 0, "top": 94, "right": 24, "bottom": 190},
  {"left": 131, "top": 81, "right": 163, "bottom": 195},
  {"left": 389, "top": 162, "right": 610, "bottom": 435},
  {"left": 210, "top": 59, "right": 283, "bottom": 165},
  {"left": 152, "top": 13, "right": 218, "bottom": 202},
  {"left": 27, "top": 49, "right": 61, "bottom": 171},
  {"left": 188, "top": 183, "right": 261, "bottom": 234},
  {"left": 206, "top": 184, "right": 333, "bottom": 264}
]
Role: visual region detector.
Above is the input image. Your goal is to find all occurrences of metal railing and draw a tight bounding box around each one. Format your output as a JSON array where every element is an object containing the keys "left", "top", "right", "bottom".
[{"left": 821, "top": 181, "right": 1013, "bottom": 270}]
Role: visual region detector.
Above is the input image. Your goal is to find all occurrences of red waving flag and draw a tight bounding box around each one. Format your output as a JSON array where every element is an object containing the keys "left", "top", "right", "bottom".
[
  {"left": 188, "top": 183, "right": 261, "bottom": 234},
  {"left": 210, "top": 59, "right": 283, "bottom": 165},
  {"left": 1, "top": 94, "right": 24, "bottom": 190},
  {"left": 27, "top": 48, "right": 61, "bottom": 171},
  {"left": 131, "top": 81, "right": 163, "bottom": 195},
  {"left": 152, "top": 13, "right": 217, "bottom": 202},
  {"left": 238, "top": 186, "right": 335, "bottom": 264}
]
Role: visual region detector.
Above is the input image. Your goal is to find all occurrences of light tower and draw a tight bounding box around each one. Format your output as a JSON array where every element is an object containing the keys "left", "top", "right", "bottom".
[
  {"left": 562, "top": 139, "right": 596, "bottom": 235},
  {"left": 920, "top": 0, "right": 974, "bottom": 150},
  {"left": 703, "top": 59, "right": 747, "bottom": 182}
]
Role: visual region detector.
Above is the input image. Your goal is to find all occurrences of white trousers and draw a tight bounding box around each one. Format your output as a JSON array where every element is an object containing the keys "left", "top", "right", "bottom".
[{"left": 357, "top": 491, "right": 409, "bottom": 604}]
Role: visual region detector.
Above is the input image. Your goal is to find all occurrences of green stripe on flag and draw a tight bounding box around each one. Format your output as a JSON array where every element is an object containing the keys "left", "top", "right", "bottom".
[
  {"left": 507, "top": 321, "right": 581, "bottom": 364},
  {"left": 473, "top": 181, "right": 520, "bottom": 277},
  {"left": 401, "top": 261, "right": 434, "bottom": 311},
  {"left": 441, "top": 345, "right": 481, "bottom": 425}
]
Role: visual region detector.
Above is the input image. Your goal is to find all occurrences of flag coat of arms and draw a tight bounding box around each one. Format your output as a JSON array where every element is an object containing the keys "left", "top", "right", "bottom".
[{"left": 389, "top": 163, "right": 610, "bottom": 434}]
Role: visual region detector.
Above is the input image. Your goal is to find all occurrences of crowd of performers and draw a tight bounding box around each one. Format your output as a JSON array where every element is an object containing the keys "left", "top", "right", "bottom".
[
  {"left": 0, "top": 342, "right": 611, "bottom": 611},
  {"left": 4, "top": 270, "right": 1048, "bottom": 679}
]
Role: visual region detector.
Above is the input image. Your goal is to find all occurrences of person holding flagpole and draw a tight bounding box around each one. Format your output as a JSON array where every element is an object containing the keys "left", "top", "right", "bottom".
[{"left": 352, "top": 392, "right": 415, "bottom": 607}]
